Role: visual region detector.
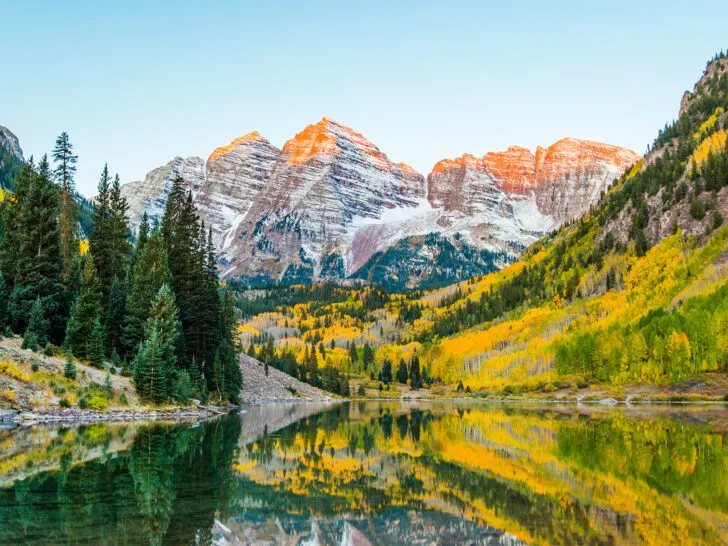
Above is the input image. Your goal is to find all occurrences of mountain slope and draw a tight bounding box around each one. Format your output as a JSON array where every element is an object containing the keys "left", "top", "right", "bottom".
[
  {"left": 238, "top": 53, "right": 728, "bottom": 394},
  {"left": 0, "top": 126, "right": 25, "bottom": 191},
  {"left": 121, "top": 120, "right": 637, "bottom": 289}
]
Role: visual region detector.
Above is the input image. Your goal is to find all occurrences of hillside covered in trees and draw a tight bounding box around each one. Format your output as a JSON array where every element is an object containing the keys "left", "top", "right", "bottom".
[
  {"left": 0, "top": 133, "right": 242, "bottom": 410},
  {"left": 237, "top": 53, "right": 728, "bottom": 397}
]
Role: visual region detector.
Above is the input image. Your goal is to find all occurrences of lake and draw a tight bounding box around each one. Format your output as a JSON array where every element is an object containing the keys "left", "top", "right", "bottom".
[{"left": 1, "top": 401, "right": 727, "bottom": 545}]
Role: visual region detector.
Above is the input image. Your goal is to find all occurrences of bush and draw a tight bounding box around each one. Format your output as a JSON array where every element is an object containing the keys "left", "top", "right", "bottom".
[
  {"left": 22, "top": 332, "right": 38, "bottom": 352},
  {"left": 31, "top": 363, "right": 39, "bottom": 372},
  {"left": 357, "top": 384, "right": 366, "bottom": 396},
  {"left": 3, "top": 327, "right": 13, "bottom": 338},
  {"left": 78, "top": 397, "right": 88, "bottom": 409},
  {"left": 119, "top": 392, "right": 129, "bottom": 406},
  {"left": 724, "top": 393, "right": 728, "bottom": 402},
  {"left": 690, "top": 197, "right": 706, "bottom": 220},
  {"left": 58, "top": 398, "right": 71, "bottom": 408},
  {"left": 120, "top": 368, "right": 132, "bottom": 378},
  {"left": 86, "top": 395, "right": 108, "bottom": 411}
]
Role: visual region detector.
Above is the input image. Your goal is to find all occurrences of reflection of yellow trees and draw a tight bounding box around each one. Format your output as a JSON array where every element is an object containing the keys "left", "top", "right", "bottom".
[{"left": 233, "top": 406, "right": 728, "bottom": 545}]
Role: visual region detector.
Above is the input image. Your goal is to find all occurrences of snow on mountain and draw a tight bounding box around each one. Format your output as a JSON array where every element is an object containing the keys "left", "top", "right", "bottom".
[{"left": 120, "top": 119, "right": 639, "bottom": 287}]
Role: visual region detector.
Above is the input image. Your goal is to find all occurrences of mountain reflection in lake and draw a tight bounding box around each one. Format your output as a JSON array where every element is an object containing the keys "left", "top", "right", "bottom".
[{"left": 0, "top": 401, "right": 727, "bottom": 545}]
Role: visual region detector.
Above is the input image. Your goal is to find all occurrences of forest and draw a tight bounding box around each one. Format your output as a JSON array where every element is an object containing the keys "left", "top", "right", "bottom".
[{"left": 0, "top": 133, "right": 242, "bottom": 406}]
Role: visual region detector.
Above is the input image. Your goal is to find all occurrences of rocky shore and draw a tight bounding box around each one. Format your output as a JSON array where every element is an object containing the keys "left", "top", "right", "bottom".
[{"left": 0, "top": 406, "right": 231, "bottom": 426}]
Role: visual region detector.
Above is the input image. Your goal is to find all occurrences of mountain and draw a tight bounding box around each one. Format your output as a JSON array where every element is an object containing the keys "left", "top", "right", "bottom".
[
  {"left": 0, "top": 126, "right": 25, "bottom": 191},
  {"left": 121, "top": 119, "right": 638, "bottom": 288},
  {"left": 238, "top": 53, "right": 728, "bottom": 395}
]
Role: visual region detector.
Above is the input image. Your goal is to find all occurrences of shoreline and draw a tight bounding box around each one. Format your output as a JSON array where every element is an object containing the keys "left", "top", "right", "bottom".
[{"left": 0, "top": 406, "right": 236, "bottom": 427}]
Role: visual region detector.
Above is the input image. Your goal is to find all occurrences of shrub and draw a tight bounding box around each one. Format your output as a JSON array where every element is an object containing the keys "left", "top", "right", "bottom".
[
  {"left": 78, "top": 397, "right": 88, "bottom": 409},
  {"left": 690, "top": 197, "right": 706, "bottom": 220},
  {"left": 119, "top": 392, "right": 129, "bottom": 406},
  {"left": 86, "top": 395, "right": 108, "bottom": 412},
  {"left": 31, "top": 363, "right": 39, "bottom": 372},
  {"left": 21, "top": 332, "right": 38, "bottom": 352},
  {"left": 357, "top": 384, "right": 366, "bottom": 396},
  {"left": 1, "top": 388, "right": 18, "bottom": 402},
  {"left": 58, "top": 398, "right": 71, "bottom": 408}
]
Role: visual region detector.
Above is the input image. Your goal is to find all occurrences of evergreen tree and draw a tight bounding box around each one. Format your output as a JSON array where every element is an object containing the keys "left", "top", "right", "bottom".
[
  {"left": 89, "top": 164, "right": 113, "bottom": 297},
  {"left": 409, "top": 355, "right": 421, "bottom": 389},
  {"left": 9, "top": 156, "right": 67, "bottom": 343},
  {"left": 51, "top": 132, "right": 78, "bottom": 276},
  {"left": 396, "top": 358, "right": 409, "bottom": 384},
  {"left": 65, "top": 255, "right": 102, "bottom": 358},
  {"left": 381, "top": 359, "right": 393, "bottom": 384},
  {"left": 23, "top": 296, "right": 49, "bottom": 349},
  {"left": 104, "top": 276, "right": 126, "bottom": 355},
  {"left": 88, "top": 318, "right": 106, "bottom": 368},
  {"left": 104, "top": 371, "right": 113, "bottom": 397},
  {"left": 0, "top": 270, "right": 8, "bottom": 329},
  {"left": 362, "top": 343, "right": 375, "bottom": 366},
  {"left": 64, "top": 348, "right": 77, "bottom": 380},
  {"left": 121, "top": 228, "right": 170, "bottom": 358},
  {"left": 132, "top": 327, "right": 168, "bottom": 403},
  {"left": 132, "top": 284, "right": 182, "bottom": 403}
]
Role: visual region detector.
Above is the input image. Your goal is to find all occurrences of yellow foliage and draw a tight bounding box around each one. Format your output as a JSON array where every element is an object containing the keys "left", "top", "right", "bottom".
[
  {"left": 237, "top": 324, "right": 260, "bottom": 336},
  {"left": 692, "top": 128, "right": 727, "bottom": 168},
  {"left": 1, "top": 388, "right": 18, "bottom": 402},
  {"left": 693, "top": 106, "right": 724, "bottom": 139},
  {"left": 0, "top": 361, "right": 31, "bottom": 382},
  {"left": 79, "top": 239, "right": 90, "bottom": 255},
  {"left": 625, "top": 159, "right": 643, "bottom": 180}
]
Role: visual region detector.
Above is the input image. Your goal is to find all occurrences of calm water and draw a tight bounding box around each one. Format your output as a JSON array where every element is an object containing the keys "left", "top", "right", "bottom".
[{"left": 1, "top": 402, "right": 727, "bottom": 545}]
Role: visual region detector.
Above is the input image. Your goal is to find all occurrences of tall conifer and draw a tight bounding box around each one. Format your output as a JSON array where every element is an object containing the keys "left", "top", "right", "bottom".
[{"left": 51, "top": 132, "right": 78, "bottom": 276}]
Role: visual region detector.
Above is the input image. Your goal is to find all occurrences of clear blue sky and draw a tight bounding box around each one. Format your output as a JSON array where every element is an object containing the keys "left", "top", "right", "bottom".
[{"left": 2, "top": 0, "right": 726, "bottom": 196}]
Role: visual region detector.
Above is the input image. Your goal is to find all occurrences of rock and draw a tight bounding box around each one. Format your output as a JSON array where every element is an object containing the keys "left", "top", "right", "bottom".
[
  {"left": 598, "top": 398, "right": 619, "bottom": 405},
  {"left": 120, "top": 119, "right": 638, "bottom": 287},
  {"left": 0, "top": 409, "right": 18, "bottom": 421}
]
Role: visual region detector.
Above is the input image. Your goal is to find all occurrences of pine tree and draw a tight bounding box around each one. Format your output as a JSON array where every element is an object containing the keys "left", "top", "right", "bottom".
[
  {"left": 409, "top": 355, "right": 421, "bottom": 389},
  {"left": 121, "top": 228, "right": 170, "bottom": 358},
  {"left": 144, "top": 285, "right": 181, "bottom": 374},
  {"left": 22, "top": 297, "right": 48, "bottom": 350},
  {"left": 104, "top": 276, "right": 126, "bottom": 355},
  {"left": 64, "top": 348, "right": 77, "bottom": 380},
  {"left": 132, "top": 327, "right": 168, "bottom": 403},
  {"left": 65, "top": 255, "right": 102, "bottom": 358},
  {"left": 104, "top": 371, "right": 113, "bottom": 397},
  {"left": 0, "top": 270, "right": 9, "bottom": 329},
  {"left": 396, "top": 358, "right": 409, "bottom": 384},
  {"left": 9, "top": 156, "right": 67, "bottom": 343},
  {"left": 90, "top": 164, "right": 113, "bottom": 297},
  {"left": 88, "top": 318, "right": 106, "bottom": 368},
  {"left": 51, "top": 132, "right": 78, "bottom": 276}
]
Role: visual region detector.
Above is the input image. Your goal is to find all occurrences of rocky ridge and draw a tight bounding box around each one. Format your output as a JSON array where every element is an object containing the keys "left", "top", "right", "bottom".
[{"left": 121, "top": 119, "right": 638, "bottom": 288}]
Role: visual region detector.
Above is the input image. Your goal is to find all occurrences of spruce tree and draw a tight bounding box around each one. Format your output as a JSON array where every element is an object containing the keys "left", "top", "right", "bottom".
[
  {"left": 409, "top": 355, "right": 421, "bottom": 389},
  {"left": 64, "top": 348, "right": 77, "bottom": 380},
  {"left": 121, "top": 228, "right": 170, "bottom": 358},
  {"left": 104, "top": 276, "right": 126, "bottom": 355},
  {"left": 51, "top": 132, "right": 78, "bottom": 276},
  {"left": 65, "top": 255, "right": 102, "bottom": 358},
  {"left": 396, "top": 358, "right": 409, "bottom": 384},
  {"left": 88, "top": 318, "right": 106, "bottom": 368},
  {"left": 90, "top": 164, "right": 112, "bottom": 296},
  {"left": 131, "top": 284, "right": 182, "bottom": 403},
  {"left": 132, "top": 327, "right": 168, "bottom": 403},
  {"left": 23, "top": 297, "right": 49, "bottom": 349},
  {"left": 10, "top": 156, "right": 66, "bottom": 343},
  {"left": 0, "top": 270, "right": 9, "bottom": 329}
]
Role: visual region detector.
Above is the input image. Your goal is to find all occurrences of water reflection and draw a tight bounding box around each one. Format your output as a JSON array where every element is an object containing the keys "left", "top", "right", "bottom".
[{"left": 0, "top": 402, "right": 727, "bottom": 545}]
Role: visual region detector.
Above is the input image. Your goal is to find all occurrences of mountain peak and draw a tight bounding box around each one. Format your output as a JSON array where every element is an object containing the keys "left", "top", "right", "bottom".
[
  {"left": 209, "top": 131, "right": 267, "bottom": 161},
  {"left": 283, "top": 119, "right": 339, "bottom": 165}
]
